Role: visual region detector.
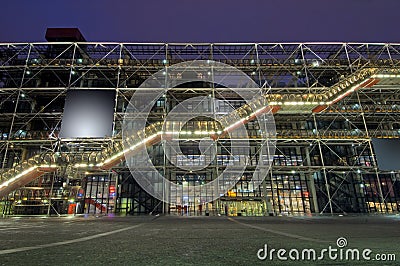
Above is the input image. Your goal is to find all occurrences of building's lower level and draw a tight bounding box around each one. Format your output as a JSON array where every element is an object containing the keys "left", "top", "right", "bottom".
[{"left": 2, "top": 163, "right": 399, "bottom": 216}]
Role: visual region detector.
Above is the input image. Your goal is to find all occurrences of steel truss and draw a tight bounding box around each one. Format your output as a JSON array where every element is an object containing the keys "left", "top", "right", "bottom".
[{"left": 1, "top": 43, "right": 400, "bottom": 215}]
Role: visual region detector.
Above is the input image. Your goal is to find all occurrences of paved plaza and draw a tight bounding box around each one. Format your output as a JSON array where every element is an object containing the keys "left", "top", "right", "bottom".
[{"left": 0, "top": 214, "right": 399, "bottom": 265}]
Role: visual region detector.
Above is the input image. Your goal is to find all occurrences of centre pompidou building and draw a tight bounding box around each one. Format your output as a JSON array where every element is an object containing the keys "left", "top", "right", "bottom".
[{"left": 0, "top": 34, "right": 399, "bottom": 216}]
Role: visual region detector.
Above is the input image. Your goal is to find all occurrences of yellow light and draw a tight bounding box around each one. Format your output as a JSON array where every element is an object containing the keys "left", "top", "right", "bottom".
[
  {"left": 75, "top": 163, "right": 88, "bottom": 168},
  {"left": 227, "top": 190, "right": 237, "bottom": 197},
  {"left": 0, "top": 166, "right": 38, "bottom": 188}
]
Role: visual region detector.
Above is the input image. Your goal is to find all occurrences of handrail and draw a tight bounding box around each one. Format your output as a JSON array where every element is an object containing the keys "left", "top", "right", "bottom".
[{"left": 0, "top": 93, "right": 278, "bottom": 198}]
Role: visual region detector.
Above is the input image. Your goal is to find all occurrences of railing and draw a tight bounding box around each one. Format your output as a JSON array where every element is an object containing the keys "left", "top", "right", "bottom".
[
  {"left": 0, "top": 63, "right": 396, "bottom": 197},
  {"left": 0, "top": 93, "right": 277, "bottom": 198}
]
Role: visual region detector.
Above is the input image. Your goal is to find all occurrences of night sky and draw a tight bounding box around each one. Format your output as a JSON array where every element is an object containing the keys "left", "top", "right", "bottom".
[{"left": 0, "top": 0, "right": 399, "bottom": 43}]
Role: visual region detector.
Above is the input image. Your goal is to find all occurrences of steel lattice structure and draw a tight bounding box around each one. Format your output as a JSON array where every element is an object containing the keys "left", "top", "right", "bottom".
[{"left": 0, "top": 42, "right": 400, "bottom": 216}]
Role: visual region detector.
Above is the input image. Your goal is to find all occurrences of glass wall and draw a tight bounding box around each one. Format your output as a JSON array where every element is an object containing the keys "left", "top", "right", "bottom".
[{"left": 83, "top": 175, "right": 116, "bottom": 215}]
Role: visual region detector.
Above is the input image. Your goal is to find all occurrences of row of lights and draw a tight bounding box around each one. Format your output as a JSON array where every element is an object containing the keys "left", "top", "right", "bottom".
[
  {"left": 373, "top": 74, "right": 400, "bottom": 78},
  {"left": 0, "top": 164, "right": 57, "bottom": 189},
  {"left": 98, "top": 106, "right": 269, "bottom": 168},
  {"left": 325, "top": 68, "right": 378, "bottom": 99},
  {"left": 25, "top": 69, "right": 79, "bottom": 75},
  {"left": 0, "top": 68, "right": 390, "bottom": 191},
  {"left": 269, "top": 101, "right": 326, "bottom": 106}
]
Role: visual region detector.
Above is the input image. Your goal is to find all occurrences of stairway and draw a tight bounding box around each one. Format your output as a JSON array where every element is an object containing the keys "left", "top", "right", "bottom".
[{"left": 0, "top": 93, "right": 279, "bottom": 198}]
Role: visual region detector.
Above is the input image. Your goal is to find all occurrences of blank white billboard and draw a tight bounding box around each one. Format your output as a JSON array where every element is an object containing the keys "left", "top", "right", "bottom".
[
  {"left": 372, "top": 138, "right": 400, "bottom": 171},
  {"left": 60, "top": 90, "right": 115, "bottom": 138}
]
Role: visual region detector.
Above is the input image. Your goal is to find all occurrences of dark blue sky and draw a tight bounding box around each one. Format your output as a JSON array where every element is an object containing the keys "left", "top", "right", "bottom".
[{"left": 1, "top": 0, "right": 399, "bottom": 42}]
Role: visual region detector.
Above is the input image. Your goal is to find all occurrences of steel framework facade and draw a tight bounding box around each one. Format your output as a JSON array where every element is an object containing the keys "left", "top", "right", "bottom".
[{"left": 1, "top": 42, "right": 400, "bottom": 215}]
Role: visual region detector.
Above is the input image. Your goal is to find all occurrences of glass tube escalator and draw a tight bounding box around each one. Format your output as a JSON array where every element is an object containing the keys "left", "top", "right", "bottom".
[{"left": 0, "top": 94, "right": 278, "bottom": 198}]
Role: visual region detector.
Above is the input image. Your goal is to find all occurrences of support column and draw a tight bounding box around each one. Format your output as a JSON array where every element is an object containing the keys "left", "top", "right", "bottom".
[
  {"left": 313, "top": 114, "right": 334, "bottom": 214},
  {"left": 304, "top": 146, "right": 319, "bottom": 213},
  {"left": 356, "top": 91, "right": 386, "bottom": 212}
]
